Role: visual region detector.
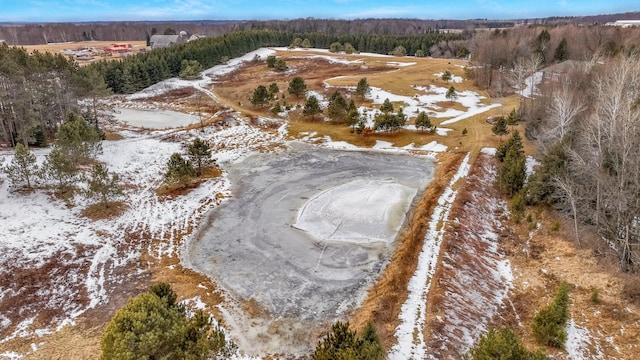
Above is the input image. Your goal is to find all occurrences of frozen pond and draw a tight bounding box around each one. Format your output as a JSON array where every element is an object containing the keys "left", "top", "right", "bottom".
[
  {"left": 184, "top": 145, "right": 434, "bottom": 351},
  {"left": 113, "top": 108, "right": 200, "bottom": 129}
]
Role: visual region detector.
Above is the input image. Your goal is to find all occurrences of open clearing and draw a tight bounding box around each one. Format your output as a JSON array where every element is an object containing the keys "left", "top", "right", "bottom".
[{"left": 1, "top": 47, "right": 639, "bottom": 360}]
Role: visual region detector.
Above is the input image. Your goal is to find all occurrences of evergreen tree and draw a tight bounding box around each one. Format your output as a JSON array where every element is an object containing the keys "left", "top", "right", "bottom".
[
  {"left": 467, "top": 328, "right": 548, "bottom": 360},
  {"left": 506, "top": 108, "right": 519, "bottom": 126},
  {"left": 344, "top": 43, "right": 357, "bottom": 54},
  {"left": 179, "top": 60, "right": 203, "bottom": 79},
  {"left": 380, "top": 98, "right": 394, "bottom": 113},
  {"left": 268, "top": 82, "right": 280, "bottom": 99},
  {"left": 492, "top": 116, "right": 509, "bottom": 137},
  {"left": 266, "top": 55, "right": 277, "bottom": 68},
  {"left": 250, "top": 85, "right": 270, "bottom": 107},
  {"left": 56, "top": 112, "right": 103, "bottom": 163},
  {"left": 2, "top": 143, "right": 39, "bottom": 189},
  {"left": 446, "top": 85, "right": 458, "bottom": 100},
  {"left": 416, "top": 111, "right": 434, "bottom": 131},
  {"left": 554, "top": 38, "right": 568, "bottom": 62},
  {"left": 330, "top": 42, "right": 344, "bottom": 53},
  {"left": 164, "top": 153, "right": 195, "bottom": 187},
  {"left": 301, "top": 38, "right": 312, "bottom": 48},
  {"left": 532, "top": 282, "right": 570, "bottom": 348},
  {"left": 84, "top": 163, "right": 123, "bottom": 208},
  {"left": 274, "top": 58, "right": 287, "bottom": 71},
  {"left": 441, "top": 70, "right": 453, "bottom": 82},
  {"left": 498, "top": 146, "right": 527, "bottom": 196},
  {"left": 345, "top": 108, "right": 361, "bottom": 131},
  {"left": 496, "top": 130, "right": 524, "bottom": 162},
  {"left": 355, "top": 78, "right": 371, "bottom": 100},
  {"left": 187, "top": 138, "right": 214, "bottom": 177},
  {"left": 391, "top": 45, "right": 407, "bottom": 56},
  {"left": 271, "top": 102, "right": 283, "bottom": 115},
  {"left": 288, "top": 76, "right": 307, "bottom": 98},
  {"left": 100, "top": 283, "right": 235, "bottom": 360},
  {"left": 303, "top": 95, "right": 322, "bottom": 120},
  {"left": 327, "top": 90, "right": 348, "bottom": 121},
  {"left": 312, "top": 321, "right": 384, "bottom": 360},
  {"left": 43, "top": 147, "right": 79, "bottom": 192}
]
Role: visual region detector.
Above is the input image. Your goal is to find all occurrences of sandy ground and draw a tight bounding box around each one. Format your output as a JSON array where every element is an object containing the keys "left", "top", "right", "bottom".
[{"left": 184, "top": 143, "right": 435, "bottom": 355}]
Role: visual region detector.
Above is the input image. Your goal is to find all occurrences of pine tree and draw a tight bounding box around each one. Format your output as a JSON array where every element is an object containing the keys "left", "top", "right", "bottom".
[
  {"left": 491, "top": 116, "right": 509, "bottom": 137},
  {"left": 250, "top": 85, "right": 270, "bottom": 107},
  {"left": 303, "top": 96, "right": 322, "bottom": 120},
  {"left": 312, "top": 321, "right": 384, "bottom": 360},
  {"left": 415, "top": 111, "right": 434, "bottom": 132},
  {"left": 380, "top": 98, "right": 394, "bottom": 113},
  {"left": 187, "top": 138, "right": 215, "bottom": 177},
  {"left": 56, "top": 112, "right": 103, "bottom": 163},
  {"left": 100, "top": 283, "right": 235, "bottom": 360},
  {"left": 498, "top": 146, "right": 527, "bottom": 196},
  {"left": 496, "top": 130, "right": 524, "bottom": 162},
  {"left": 2, "top": 143, "right": 39, "bottom": 189},
  {"left": 288, "top": 76, "right": 307, "bottom": 98},
  {"left": 164, "top": 153, "right": 195, "bottom": 187},
  {"left": 266, "top": 55, "right": 277, "bottom": 68},
  {"left": 446, "top": 85, "right": 458, "bottom": 100},
  {"left": 43, "top": 147, "right": 79, "bottom": 192},
  {"left": 355, "top": 78, "right": 370, "bottom": 100},
  {"left": 532, "top": 282, "right": 570, "bottom": 348},
  {"left": 327, "top": 91, "right": 348, "bottom": 121},
  {"left": 467, "top": 328, "right": 548, "bottom": 360},
  {"left": 268, "top": 82, "right": 279, "bottom": 99},
  {"left": 84, "top": 163, "right": 123, "bottom": 208}
]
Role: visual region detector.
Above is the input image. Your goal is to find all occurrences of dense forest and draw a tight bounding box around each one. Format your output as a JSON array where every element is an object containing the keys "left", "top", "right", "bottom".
[{"left": 92, "top": 29, "right": 465, "bottom": 94}]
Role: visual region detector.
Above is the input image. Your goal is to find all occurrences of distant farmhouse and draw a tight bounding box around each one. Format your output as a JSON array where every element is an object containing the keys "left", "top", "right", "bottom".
[
  {"left": 606, "top": 20, "right": 640, "bottom": 28},
  {"left": 150, "top": 31, "right": 189, "bottom": 49}
]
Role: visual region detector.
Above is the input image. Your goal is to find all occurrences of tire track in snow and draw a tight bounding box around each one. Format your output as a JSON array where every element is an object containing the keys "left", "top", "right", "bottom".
[{"left": 388, "top": 153, "right": 471, "bottom": 360}]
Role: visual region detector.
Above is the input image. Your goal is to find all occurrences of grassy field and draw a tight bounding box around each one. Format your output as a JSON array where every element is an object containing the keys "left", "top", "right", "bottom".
[{"left": 212, "top": 49, "right": 532, "bottom": 157}]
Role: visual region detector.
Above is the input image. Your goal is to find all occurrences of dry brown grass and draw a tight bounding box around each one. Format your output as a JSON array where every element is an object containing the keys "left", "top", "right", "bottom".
[
  {"left": 103, "top": 131, "right": 124, "bottom": 141},
  {"left": 81, "top": 201, "right": 128, "bottom": 220},
  {"left": 156, "top": 166, "right": 223, "bottom": 198},
  {"left": 349, "top": 152, "right": 466, "bottom": 348}
]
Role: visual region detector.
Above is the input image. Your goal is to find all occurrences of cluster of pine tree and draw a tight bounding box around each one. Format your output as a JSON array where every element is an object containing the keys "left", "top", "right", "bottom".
[
  {"left": 0, "top": 44, "right": 109, "bottom": 147},
  {"left": 101, "top": 283, "right": 235, "bottom": 360},
  {"left": 2, "top": 112, "right": 122, "bottom": 208}
]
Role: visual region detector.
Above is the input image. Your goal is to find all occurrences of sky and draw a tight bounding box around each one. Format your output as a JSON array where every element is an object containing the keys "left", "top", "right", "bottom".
[{"left": 0, "top": 0, "right": 638, "bottom": 23}]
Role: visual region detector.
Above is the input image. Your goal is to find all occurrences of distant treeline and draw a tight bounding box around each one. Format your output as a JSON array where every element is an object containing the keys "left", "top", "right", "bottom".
[
  {"left": 90, "top": 29, "right": 464, "bottom": 94},
  {"left": 2, "top": 18, "right": 507, "bottom": 45}
]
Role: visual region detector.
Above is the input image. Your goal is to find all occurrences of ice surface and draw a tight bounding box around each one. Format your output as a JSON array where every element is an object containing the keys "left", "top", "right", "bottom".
[
  {"left": 112, "top": 107, "right": 200, "bottom": 129},
  {"left": 293, "top": 179, "right": 416, "bottom": 244},
  {"left": 185, "top": 144, "right": 435, "bottom": 354}
]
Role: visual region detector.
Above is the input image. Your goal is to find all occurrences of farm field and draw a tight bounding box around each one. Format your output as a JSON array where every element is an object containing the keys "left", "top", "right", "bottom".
[{"left": 1, "top": 47, "right": 639, "bottom": 360}]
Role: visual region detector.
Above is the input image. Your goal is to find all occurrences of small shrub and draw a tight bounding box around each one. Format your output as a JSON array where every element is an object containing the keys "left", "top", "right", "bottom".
[
  {"left": 531, "top": 282, "right": 570, "bottom": 348},
  {"left": 510, "top": 190, "right": 527, "bottom": 224},
  {"left": 462, "top": 127, "right": 468, "bottom": 135},
  {"left": 590, "top": 288, "right": 600, "bottom": 304},
  {"left": 466, "top": 327, "right": 547, "bottom": 360},
  {"left": 550, "top": 221, "right": 561, "bottom": 232}
]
